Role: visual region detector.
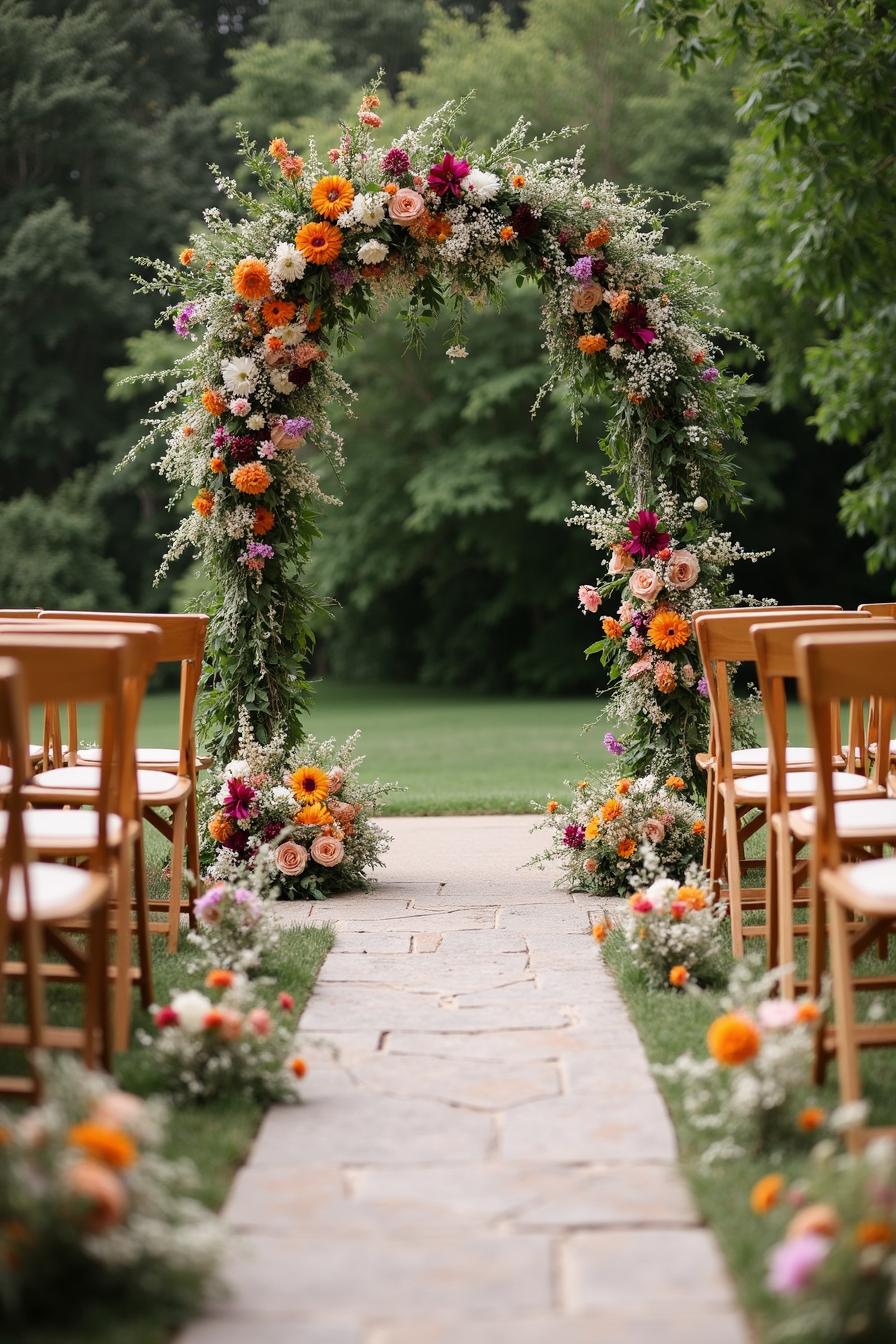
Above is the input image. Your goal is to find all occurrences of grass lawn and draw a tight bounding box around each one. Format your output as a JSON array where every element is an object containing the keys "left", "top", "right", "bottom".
[{"left": 602, "top": 910, "right": 896, "bottom": 1341}]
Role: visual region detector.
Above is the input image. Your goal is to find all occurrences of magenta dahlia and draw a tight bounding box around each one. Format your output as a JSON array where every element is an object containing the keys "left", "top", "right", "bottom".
[
  {"left": 622, "top": 510, "right": 671, "bottom": 558},
  {"left": 427, "top": 152, "right": 470, "bottom": 198}
]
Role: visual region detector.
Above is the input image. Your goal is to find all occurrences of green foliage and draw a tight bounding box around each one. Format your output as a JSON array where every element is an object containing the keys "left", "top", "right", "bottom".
[{"left": 214, "top": 37, "right": 353, "bottom": 146}]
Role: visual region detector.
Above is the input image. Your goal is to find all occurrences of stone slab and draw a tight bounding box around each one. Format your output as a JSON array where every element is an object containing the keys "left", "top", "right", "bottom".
[{"left": 563, "top": 1228, "right": 739, "bottom": 1311}]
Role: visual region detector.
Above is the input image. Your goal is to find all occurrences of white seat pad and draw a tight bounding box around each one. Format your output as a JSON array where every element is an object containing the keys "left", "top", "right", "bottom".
[
  {"left": 732, "top": 747, "right": 816, "bottom": 768},
  {"left": 0, "top": 765, "right": 11, "bottom": 787},
  {"left": 5, "top": 862, "right": 101, "bottom": 921},
  {"left": 31, "top": 766, "right": 184, "bottom": 799},
  {"left": 737, "top": 770, "right": 869, "bottom": 800},
  {"left": 796, "top": 798, "right": 896, "bottom": 836},
  {"left": 0, "top": 810, "right": 124, "bottom": 846},
  {"left": 841, "top": 856, "right": 896, "bottom": 900},
  {"left": 79, "top": 746, "right": 182, "bottom": 767},
  {"left": 869, "top": 740, "right": 896, "bottom": 756}
]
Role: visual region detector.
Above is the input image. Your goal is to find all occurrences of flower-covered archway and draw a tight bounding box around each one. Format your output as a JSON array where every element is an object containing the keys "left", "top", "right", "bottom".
[{"left": 133, "top": 87, "right": 759, "bottom": 784}]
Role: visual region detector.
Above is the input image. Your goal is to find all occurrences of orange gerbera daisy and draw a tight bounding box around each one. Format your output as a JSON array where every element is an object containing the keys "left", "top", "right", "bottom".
[
  {"left": 707, "top": 1013, "right": 760, "bottom": 1067},
  {"left": 601, "top": 798, "right": 623, "bottom": 823},
  {"left": 67, "top": 1123, "right": 136, "bottom": 1170},
  {"left": 230, "top": 463, "right": 272, "bottom": 495},
  {"left": 648, "top": 610, "right": 690, "bottom": 652},
  {"left": 578, "top": 334, "right": 608, "bottom": 355},
  {"left": 750, "top": 1174, "right": 784, "bottom": 1215},
  {"left": 192, "top": 489, "right": 214, "bottom": 517},
  {"left": 295, "top": 220, "right": 343, "bottom": 265},
  {"left": 232, "top": 257, "right": 272, "bottom": 301},
  {"left": 289, "top": 764, "right": 330, "bottom": 805},
  {"left": 294, "top": 803, "right": 334, "bottom": 826},
  {"left": 201, "top": 388, "right": 227, "bottom": 417},
  {"left": 253, "top": 506, "right": 275, "bottom": 536},
  {"left": 208, "top": 811, "right": 234, "bottom": 843},
  {"left": 616, "top": 837, "right": 636, "bottom": 858},
  {"left": 310, "top": 174, "right": 355, "bottom": 220},
  {"left": 262, "top": 298, "right": 297, "bottom": 329}
]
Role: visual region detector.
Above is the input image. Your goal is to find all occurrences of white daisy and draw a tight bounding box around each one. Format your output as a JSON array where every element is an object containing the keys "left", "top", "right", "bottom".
[
  {"left": 268, "top": 366, "right": 293, "bottom": 394},
  {"left": 351, "top": 191, "right": 386, "bottom": 228},
  {"left": 357, "top": 239, "right": 388, "bottom": 265},
  {"left": 271, "top": 242, "right": 306, "bottom": 283},
  {"left": 221, "top": 357, "right": 257, "bottom": 395},
  {"left": 275, "top": 321, "right": 306, "bottom": 347},
  {"left": 462, "top": 168, "right": 500, "bottom": 203}
]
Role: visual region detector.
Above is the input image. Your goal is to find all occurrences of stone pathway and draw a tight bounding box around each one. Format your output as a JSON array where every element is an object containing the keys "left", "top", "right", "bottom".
[{"left": 179, "top": 816, "right": 750, "bottom": 1344}]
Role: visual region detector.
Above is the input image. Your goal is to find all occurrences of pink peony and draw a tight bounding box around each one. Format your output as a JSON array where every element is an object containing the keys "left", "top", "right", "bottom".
[
  {"left": 311, "top": 834, "right": 345, "bottom": 868},
  {"left": 578, "top": 584, "right": 601, "bottom": 613},
  {"left": 570, "top": 283, "right": 604, "bottom": 313},
  {"left": 665, "top": 549, "right": 701, "bottom": 591},
  {"left": 275, "top": 841, "right": 308, "bottom": 876},
  {"left": 247, "top": 1007, "right": 272, "bottom": 1037},
  {"left": 608, "top": 544, "right": 634, "bottom": 575},
  {"left": 629, "top": 568, "right": 664, "bottom": 603},
  {"left": 388, "top": 188, "right": 426, "bottom": 224}
]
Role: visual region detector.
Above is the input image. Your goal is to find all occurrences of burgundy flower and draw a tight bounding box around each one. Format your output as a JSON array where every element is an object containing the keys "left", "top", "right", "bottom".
[
  {"left": 262, "top": 820, "right": 283, "bottom": 842},
  {"left": 592, "top": 258, "right": 608, "bottom": 276},
  {"left": 381, "top": 146, "right": 410, "bottom": 176},
  {"left": 563, "top": 824, "right": 586, "bottom": 850},
  {"left": 427, "top": 152, "right": 470, "bottom": 198},
  {"left": 228, "top": 434, "right": 260, "bottom": 464},
  {"left": 509, "top": 203, "right": 539, "bottom": 239},
  {"left": 289, "top": 366, "right": 312, "bottom": 387},
  {"left": 223, "top": 828, "right": 248, "bottom": 854},
  {"left": 623, "top": 510, "right": 671, "bottom": 559},
  {"left": 612, "top": 300, "right": 656, "bottom": 351},
  {"left": 222, "top": 776, "right": 255, "bottom": 821}
]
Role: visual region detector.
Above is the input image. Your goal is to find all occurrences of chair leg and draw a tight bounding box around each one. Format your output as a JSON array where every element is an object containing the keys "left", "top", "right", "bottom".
[
  {"left": 167, "top": 802, "right": 187, "bottom": 953},
  {"left": 765, "top": 819, "right": 780, "bottom": 977},
  {"left": 723, "top": 797, "right": 745, "bottom": 958},
  {"left": 132, "top": 831, "right": 153, "bottom": 1009},
  {"left": 92, "top": 900, "right": 112, "bottom": 1071},
  {"left": 828, "top": 891, "right": 865, "bottom": 1155},
  {"left": 775, "top": 826, "right": 796, "bottom": 998},
  {"left": 186, "top": 785, "right": 199, "bottom": 929},
  {"left": 112, "top": 855, "right": 134, "bottom": 1054},
  {"left": 21, "top": 917, "right": 46, "bottom": 1099}
]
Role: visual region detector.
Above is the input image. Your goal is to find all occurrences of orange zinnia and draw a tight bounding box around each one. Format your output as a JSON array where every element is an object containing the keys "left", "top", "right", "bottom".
[
  {"left": 294, "top": 803, "right": 334, "bottom": 826},
  {"left": 707, "top": 1013, "right": 760, "bottom": 1067},
  {"left": 578, "top": 334, "right": 607, "bottom": 355},
  {"left": 500, "top": 225, "right": 515, "bottom": 242},
  {"left": 310, "top": 174, "right": 355, "bottom": 220},
  {"left": 546, "top": 800, "right": 558, "bottom": 813},
  {"left": 230, "top": 463, "right": 272, "bottom": 495},
  {"left": 585, "top": 224, "right": 611, "bottom": 249},
  {"left": 289, "top": 764, "right": 329, "bottom": 805},
  {"left": 269, "top": 137, "right": 288, "bottom": 160},
  {"left": 512, "top": 174, "right": 526, "bottom": 188},
  {"left": 67, "top": 1123, "right": 136, "bottom": 1170},
  {"left": 615, "top": 779, "right": 632, "bottom": 795},
  {"left": 616, "top": 837, "right": 635, "bottom": 858},
  {"left": 192, "top": 489, "right": 214, "bottom": 517},
  {"left": 584, "top": 817, "right": 600, "bottom": 841},
  {"left": 262, "top": 299, "right": 297, "bottom": 329},
  {"left": 253, "top": 506, "right": 275, "bottom": 536},
  {"left": 750, "top": 1173, "right": 784, "bottom": 1214},
  {"left": 692, "top": 818, "right": 706, "bottom": 835},
  {"left": 295, "top": 220, "right": 343, "bottom": 266},
  {"left": 232, "top": 257, "right": 272, "bottom": 300},
  {"left": 676, "top": 885, "right": 705, "bottom": 909},
  {"left": 648, "top": 610, "right": 690, "bottom": 652},
  {"left": 601, "top": 798, "right": 623, "bottom": 822},
  {"left": 797, "top": 1106, "right": 826, "bottom": 1133},
  {"left": 205, "top": 968, "right": 235, "bottom": 989},
  {"left": 201, "top": 388, "right": 227, "bottom": 417},
  {"left": 592, "top": 921, "right": 608, "bottom": 943},
  {"left": 210, "top": 456, "right": 226, "bottom": 474},
  {"left": 666, "top": 775, "right": 685, "bottom": 791},
  {"left": 179, "top": 248, "right": 195, "bottom": 265}
]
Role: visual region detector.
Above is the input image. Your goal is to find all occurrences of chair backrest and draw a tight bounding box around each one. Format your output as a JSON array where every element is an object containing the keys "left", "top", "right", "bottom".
[
  {"left": 39, "top": 612, "right": 205, "bottom": 775},
  {"left": 696, "top": 608, "right": 861, "bottom": 786},
  {"left": 0, "top": 635, "right": 135, "bottom": 878},
  {"left": 0, "top": 610, "right": 41, "bottom": 619},
  {"left": 797, "top": 630, "right": 896, "bottom": 872},
  {"left": 859, "top": 603, "right": 896, "bottom": 619}
]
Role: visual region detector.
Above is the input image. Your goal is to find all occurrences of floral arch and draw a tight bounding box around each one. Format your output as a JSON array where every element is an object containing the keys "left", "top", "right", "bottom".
[{"left": 132, "top": 87, "right": 763, "bottom": 786}]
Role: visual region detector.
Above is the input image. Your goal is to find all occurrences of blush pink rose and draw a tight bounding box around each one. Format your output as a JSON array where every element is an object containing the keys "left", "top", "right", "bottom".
[
  {"left": 311, "top": 834, "right": 345, "bottom": 867},
  {"left": 578, "top": 584, "right": 601, "bottom": 613},
  {"left": 608, "top": 544, "right": 634, "bottom": 575},
  {"left": 665, "top": 549, "right": 700, "bottom": 590},
  {"left": 274, "top": 841, "right": 308, "bottom": 876},
  {"left": 629, "top": 568, "right": 664, "bottom": 603},
  {"left": 328, "top": 767, "right": 345, "bottom": 794},
  {"left": 247, "top": 1006, "right": 272, "bottom": 1037},
  {"left": 642, "top": 818, "right": 666, "bottom": 844},
  {"left": 570, "top": 282, "right": 604, "bottom": 313},
  {"left": 388, "top": 188, "right": 426, "bottom": 224}
]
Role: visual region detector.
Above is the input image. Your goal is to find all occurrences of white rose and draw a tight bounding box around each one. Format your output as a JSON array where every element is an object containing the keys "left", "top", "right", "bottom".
[
  {"left": 271, "top": 242, "right": 306, "bottom": 283},
  {"left": 462, "top": 168, "right": 500, "bottom": 202},
  {"left": 170, "top": 990, "right": 212, "bottom": 1035},
  {"left": 693, "top": 496, "right": 709, "bottom": 513},
  {"left": 357, "top": 239, "right": 388, "bottom": 265},
  {"left": 269, "top": 367, "right": 293, "bottom": 394}
]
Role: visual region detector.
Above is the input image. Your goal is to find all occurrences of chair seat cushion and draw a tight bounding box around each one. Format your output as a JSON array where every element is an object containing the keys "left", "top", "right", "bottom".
[
  {"left": 837, "top": 856, "right": 896, "bottom": 901},
  {"left": 0, "top": 809, "right": 124, "bottom": 848},
  {"left": 731, "top": 746, "right": 816, "bottom": 768},
  {"left": 5, "top": 862, "right": 107, "bottom": 922},
  {"left": 78, "top": 746, "right": 182, "bottom": 768},
  {"left": 736, "top": 770, "right": 870, "bottom": 801},
  {"left": 30, "top": 766, "right": 186, "bottom": 801},
  {"left": 0, "top": 765, "right": 10, "bottom": 787},
  {"left": 795, "top": 798, "right": 896, "bottom": 837},
  {"left": 869, "top": 740, "right": 896, "bottom": 757}
]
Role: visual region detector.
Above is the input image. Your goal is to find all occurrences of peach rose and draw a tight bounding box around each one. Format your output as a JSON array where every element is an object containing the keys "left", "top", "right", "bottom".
[
  {"left": 310, "top": 834, "right": 345, "bottom": 868},
  {"left": 65, "top": 1159, "right": 128, "bottom": 1232},
  {"left": 270, "top": 419, "right": 305, "bottom": 450},
  {"left": 608, "top": 544, "right": 634, "bottom": 575},
  {"left": 275, "top": 841, "right": 308, "bottom": 876},
  {"left": 328, "top": 767, "right": 345, "bottom": 794},
  {"left": 570, "top": 283, "right": 604, "bottom": 313},
  {"left": 629, "top": 568, "right": 663, "bottom": 603},
  {"left": 665, "top": 549, "right": 700, "bottom": 591},
  {"left": 388, "top": 188, "right": 425, "bottom": 224},
  {"left": 90, "top": 1090, "right": 145, "bottom": 1133},
  {"left": 329, "top": 799, "right": 357, "bottom": 826},
  {"left": 642, "top": 818, "right": 666, "bottom": 844}
]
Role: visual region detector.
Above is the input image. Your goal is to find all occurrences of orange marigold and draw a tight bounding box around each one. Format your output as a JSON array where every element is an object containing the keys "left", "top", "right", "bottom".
[
  {"left": 210, "top": 456, "right": 226, "bottom": 474},
  {"left": 601, "top": 798, "right": 623, "bottom": 823},
  {"left": 512, "top": 173, "right": 526, "bottom": 188},
  {"left": 546, "top": 800, "right": 559, "bottom": 814},
  {"left": 601, "top": 616, "right": 623, "bottom": 639},
  {"left": 500, "top": 225, "right": 516, "bottom": 242},
  {"left": 290, "top": 1057, "right": 307, "bottom": 1078},
  {"left": 669, "top": 965, "right": 689, "bottom": 988},
  {"left": 707, "top": 1012, "right": 761, "bottom": 1067},
  {"left": 295, "top": 220, "right": 343, "bottom": 265},
  {"left": 383, "top": 182, "right": 399, "bottom": 195},
  {"left": 649, "top": 610, "right": 690, "bottom": 652},
  {"left": 584, "top": 817, "right": 600, "bottom": 841},
  {"left": 232, "top": 257, "right": 272, "bottom": 301},
  {"left": 592, "top": 921, "right": 609, "bottom": 943},
  {"left": 310, "top": 174, "right": 355, "bottom": 220},
  {"left": 750, "top": 1174, "right": 785, "bottom": 1215},
  {"left": 692, "top": 818, "right": 706, "bottom": 835},
  {"left": 617, "top": 837, "right": 636, "bottom": 859},
  {"left": 855, "top": 1219, "right": 894, "bottom": 1248},
  {"left": 201, "top": 388, "right": 227, "bottom": 417},
  {"left": 179, "top": 248, "right": 195, "bottom": 265},
  {"left": 795, "top": 1000, "right": 821, "bottom": 1024},
  {"left": 609, "top": 289, "right": 631, "bottom": 315},
  {"left": 615, "top": 779, "right": 632, "bottom": 795},
  {"left": 253, "top": 506, "right": 275, "bottom": 536},
  {"left": 230, "top": 463, "right": 272, "bottom": 495},
  {"left": 67, "top": 1123, "right": 136, "bottom": 1170},
  {"left": 205, "top": 968, "right": 235, "bottom": 989},
  {"left": 294, "top": 803, "right": 334, "bottom": 826},
  {"left": 797, "top": 1106, "right": 826, "bottom": 1133},
  {"left": 262, "top": 298, "right": 297, "bottom": 329},
  {"left": 208, "top": 811, "right": 234, "bottom": 843},
  {"left": 192, "top": 489, "right": 214, "bottom": 517},
  {"left": 585, "top": 224, "right": 611, "bottom": 249},
  {"left": 268, "top": 137, "right": 289, "bottom": 160},
  {"left": 666, "top": 775, "right": 685, "bottom": 790},
  {"left": 578, "top": 334, "right": 608, "bottom": 355}
]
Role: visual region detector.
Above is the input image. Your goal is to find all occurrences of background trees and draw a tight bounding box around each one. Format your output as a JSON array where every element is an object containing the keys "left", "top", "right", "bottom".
[{"left": 1, "top": 0, "right": 891, "bottom": 683}]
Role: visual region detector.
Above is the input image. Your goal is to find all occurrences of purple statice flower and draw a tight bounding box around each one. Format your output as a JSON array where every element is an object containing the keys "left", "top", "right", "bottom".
[
  {"left": 427, "top": 152, "right": 470, "bottom": 198},
  {"left": 212, "top": 426, "right": 228, "bottom": 449},
  {"left": 194, "top": 886, "right": 223, "bottom": 920},
  {"left": 701, "top": 367, "right": 719, "bottom": 382},
  {"left": 567, "top": 256, "right": 594, "bottom": 283},
  {"left": 697, "top": 676, "right": 709, "bottom": 698},
  {"left": 239, "top": 541, "right": 274, "bottom": 569},
  {"left": 173, "top": 302, "right": 197, "bottom": 336},
  {"left": 330, "top": 266, "right": 357, "bottom": 289},
  {"left": 768, "top": 1234, "right": 831, "bottom": 1296},
  {"left": 283, "top": 417, "right": 313, "bottom": 439},
  {"left": 603, "top": 733, "right": 625, "bottom": 757},
  {"left": 631, "top": 611, "right": 649, "bottom": 634},
  {"left": 381, "top": 146, "right": 410, "bottom": 176},
  {"left": 222, "top": 776, "right": 255, "bottom": 821},
  {"left": 563, "top": 824, "right": 586, "bottom": 850}
]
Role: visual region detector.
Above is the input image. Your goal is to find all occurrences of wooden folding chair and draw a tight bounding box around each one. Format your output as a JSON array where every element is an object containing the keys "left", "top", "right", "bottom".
[
  {"left": 695, "top": 608, "right": 871, "bottom": 957},
  {"left": 39, "top": 611, "right": 209, "bottom": 951},
  {"left": 0, "top": 613, "right": 49, "bottom": 769},
  {"left": 751, "top": 616, "right": 890, "bottom": 995},
  {"left": 0, "top": 641, "right": 129, "bottom": 1098},
  {"left": 797, "top": 628, "right": 896, "bottom": 1152}
]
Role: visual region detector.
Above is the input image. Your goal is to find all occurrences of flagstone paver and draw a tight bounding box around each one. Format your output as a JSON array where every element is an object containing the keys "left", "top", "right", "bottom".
[{"left": 178, "top": 815, "right": 750, "bottom": 1344}]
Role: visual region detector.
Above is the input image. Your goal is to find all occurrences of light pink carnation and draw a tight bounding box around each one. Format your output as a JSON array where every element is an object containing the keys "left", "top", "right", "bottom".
[
  {"left": 577, "top": 584, "right": 601, "bottom": 613},
  {"left": 626, "top": 633, "right": 645, "bottom": 656}
]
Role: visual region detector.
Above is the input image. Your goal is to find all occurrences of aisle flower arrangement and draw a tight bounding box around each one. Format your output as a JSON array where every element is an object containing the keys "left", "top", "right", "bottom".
[
  {"left": 655, "top": 960, "right": 824, "bottom": 1165},
  {"left": 128, "top": 82, "right": 753, "bottom": 760},
  {"left": 188, "top": 869, "right": 279, "bottom": 974},
  {"left": 202, "top": 710, "right": 395, "bottom": 900},
  {"left": 141, "top": 971, "right": 306, "bottom": 1104},
  {"left": 570, "top": 480, "right": 771, "bottom": 779},
  {"left": 0, "top": 1060, "right": 219, "bottom": 1325},
  {"left": 531, "top": 771, "right": 704, "bottom": 895}
]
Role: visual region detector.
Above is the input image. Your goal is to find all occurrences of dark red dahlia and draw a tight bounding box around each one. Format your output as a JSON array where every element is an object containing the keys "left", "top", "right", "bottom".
[
  {"left": 622, "top": 510, "right": 671, "bottom": 559},
  {"left": 509, "top": 204, "right": 539, "bottom": 239},
  {"left": 612, "top": 300, "right": 656, "bottom": 352},
  {"left": 563, "top": 824, "right": 586, "bottom": 850},
  {"left": 289, "top": 366, "right": 312, "bottom": 387},
  {"left": 381, "top": 146, "right": 410, "bottom": 176},
  {"left": 228, "top": 435, "right": 260, "bottom": 464}
]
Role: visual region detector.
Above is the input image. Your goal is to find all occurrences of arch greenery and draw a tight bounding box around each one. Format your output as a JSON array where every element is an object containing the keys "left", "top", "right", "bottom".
[{"left": 129, "top": 86, "right": 762, "bottom": 776}]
